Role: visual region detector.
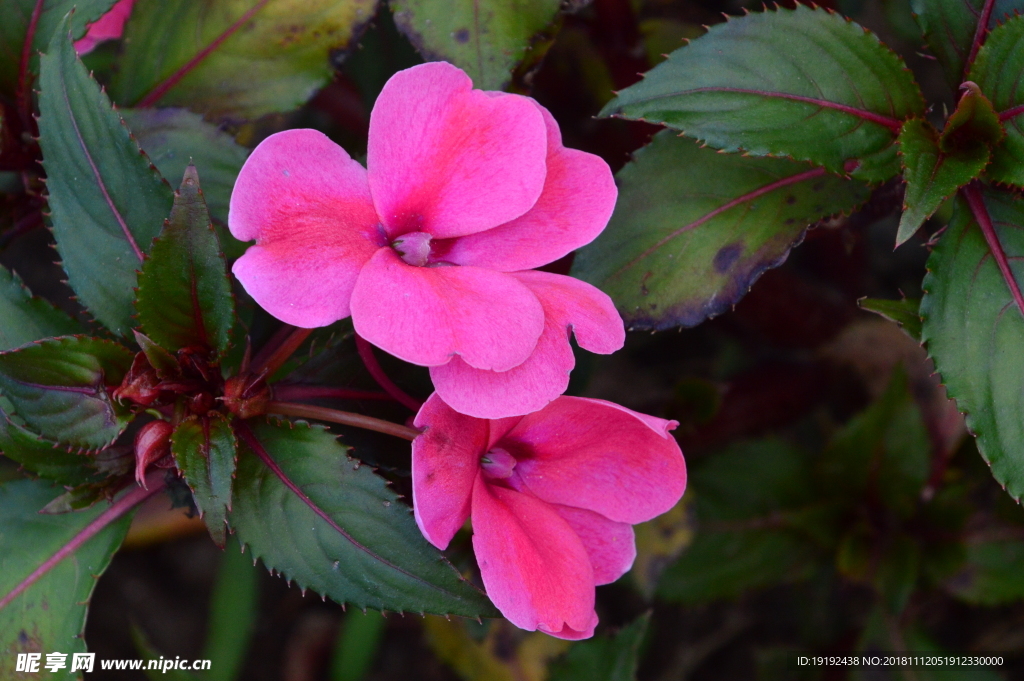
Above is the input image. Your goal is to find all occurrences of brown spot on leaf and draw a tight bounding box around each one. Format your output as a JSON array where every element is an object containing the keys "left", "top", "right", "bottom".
[
  {"left": 785, "top": 195, "right": 797, "bottom": 205},
  {"left": 454, "top": 28, "right": 470, "bottom": 43},
  {"left": 714, "top": 243, "right": 743, "bottom": 273}
]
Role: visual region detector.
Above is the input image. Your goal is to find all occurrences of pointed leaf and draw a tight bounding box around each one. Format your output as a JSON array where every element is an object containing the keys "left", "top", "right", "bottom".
[
  {"left": 391, "top": 0, "right": 560, "bottom": 90},
  {"left": 0, "top": 0, "right": 116, "bottom": 97},
  {"left": 601, "top": 6, "right": 924, "bottom": 178},
  {"left": 896, "top": 119, "right": 989, "bottom": 247},
  {"left": 230, "top": 418, "right": 498, "bottom": 617},
  {"left": 922, "top": 188, "right": 1024, "bottom": 500},
  {"left": 0, "top": 407, "right": 115, "bottom": 485},
  {"left": 911, "top": 0, "right": 1024, "bottom": 89},
  {"left": 0, "top": 336, "right": 134, "bottom": 450},
  {"left": 136, "top": 166, "right": 233, "bottom": 357},
  {"left": 172, "top": 414, "right": 236, "bottom": 547},
  {"left": 970, "top": 13, "right": 1024, "bottom": 187},
  {"left": 111, "top": 0, "right": 378, "bottom": 120},
  {"left": 858, "top": 297, "right": 923, "bottom": 341},
  {"left": 133, "top": 331, "right": 180, "bottom": 379},
  {"left": 571, "top": 131, "right": 869, "bottom": 331},
  {"left": 939, "top": 83, "right": 1004, "bottom": 153},
  {"left": 548, "top": 613, "right": 650, "bottom": 681},
  {"left": 120, "top": 107, "right": 249, "bottom": 226},
  {"left": 0, "top": 264, "right": 81, "bottom": 352},
  {"left": 0, "top": 478, "right": 132, "bottom": 676},
  {"left": 37, "top": 18, "right": 174, "bottom": 337}
]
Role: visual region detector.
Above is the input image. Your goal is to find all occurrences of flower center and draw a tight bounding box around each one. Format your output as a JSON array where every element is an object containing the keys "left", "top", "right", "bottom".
[
  {"left": 392, "top": 231, "right": 432, "bottom": 267},
  {"left": 480, "top": 448, "right": 517, "bottom": 479}
]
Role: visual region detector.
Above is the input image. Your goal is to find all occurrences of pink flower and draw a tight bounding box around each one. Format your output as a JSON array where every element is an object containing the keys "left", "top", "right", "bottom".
[
  {"left": 412, "top": 393, "right": 687, "bottom": 639},
  {"left": 74, "top": 0, "right": 136, "bottom": 55},
  {"left": 228, "top": 62, "right": 622, "bottom": 418}
]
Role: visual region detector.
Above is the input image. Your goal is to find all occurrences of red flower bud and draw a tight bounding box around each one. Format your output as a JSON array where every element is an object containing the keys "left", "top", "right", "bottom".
[
  {"left": 222, "top": 373, "right": 271, "bottom": 419},
  {"left": 113, "top": 353, "right": 162, "bottom": 406},
  {"left": 135, "top": 420, "right": 173, "bottom": 487}
]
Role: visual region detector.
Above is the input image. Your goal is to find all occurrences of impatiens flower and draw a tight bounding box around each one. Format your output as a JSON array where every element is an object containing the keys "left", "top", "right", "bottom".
[
  {"left": 412, "top": 393, "right": 687, "bottom": 639},
  {"left": 74, "top": 0, "right": 136, "bottom": 55},
  {"left": 228, "top": 62, "right": 622, "bottom": 419}
]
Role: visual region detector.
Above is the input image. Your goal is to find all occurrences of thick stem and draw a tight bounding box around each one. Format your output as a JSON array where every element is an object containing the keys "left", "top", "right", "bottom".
[
  {"left": 0, "top": 472, "right": 166, "bottom": 612},
  {"left": 267, "top": 401, "right": 420, "bottom": 441},
  {"left": 271, "top": 384, "right": 392, "bottom": 403},
  {"left": 251, "top": 326, "right": 313, "bottom": 378},
  {"left": 963, "top": 183, "right": 1024, "bottom": 319},
  {"left": 354, "top": 334, "right": 422, "bottom": 411},
  {"left": 964, "top": 0, "right": 997, "bottom": 81}
]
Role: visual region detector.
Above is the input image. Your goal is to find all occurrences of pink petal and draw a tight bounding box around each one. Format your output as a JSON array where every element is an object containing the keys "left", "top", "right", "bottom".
[
  {"left": 435, "top": 104, "right": 618, "bottom": 271},
  {"left": 429, "top": 271, "right": 623, "bottom": 418},
  {"left": 471, "top": 476, "right": 597, "bottom": 637},
  {"left": 74, "top": 0, "right": 135, "bottom": 55},
  {"left": 552, "top": 504, "right": 636, "bottom": 586},
  {"left": 513, "top": 271, "right": 625, "bottom": 355},
  {"left": 411, "top": 394, "right": 486, "bottom": 549},
  {"left": 366, "top": 62, "right": 548, "bottom": 240},
  {"left": 506, "top": 397, "right": 687, "bottom": 524},
  {"left": 228, "top": 129, "right": 383, "bottom": 328},
  {"left": 349, "top": 248, "right": 544, "bottom": 370}
]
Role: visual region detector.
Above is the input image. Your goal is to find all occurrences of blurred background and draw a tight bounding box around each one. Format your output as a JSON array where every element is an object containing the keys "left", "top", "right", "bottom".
[{"left": 5, "top": 0, "right": 1024, "bottom": 679}]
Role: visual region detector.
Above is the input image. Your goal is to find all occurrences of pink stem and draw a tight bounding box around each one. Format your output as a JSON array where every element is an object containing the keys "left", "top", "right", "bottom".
[
  {"left": 267, "top": 401, "right": 420, "bottom": 441},
  {"left": 271, "top": 384, "right": 392, "bottom": 403},
  {"left": 963, "top": 183, "right": 1024, "bottom": 319},
  {"left": 964, "top": 0, "right": 998, "bottom": 81},
  {"left": 251, "top": 326, "right": 313, "bottom": 378},
  {"left": 354, "top": 334, "right": 423, "bottom": 411},
  {"left": 0, "top": 472, "right": 166, "bottom": 611},
  {"left": 998, "top": 104, "right": 1024, "bottom": 122}
]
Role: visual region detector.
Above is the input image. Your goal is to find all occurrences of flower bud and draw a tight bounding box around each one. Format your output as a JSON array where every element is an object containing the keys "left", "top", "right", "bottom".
[
  {"left": 222, "top": 373, "right": 271, "bottom": 419},
  {"left": 113, "top": 353, "right": 161, "bottom": 406},
  {"left": 135, "top": 420, "right": 173, "bottom": 487}
]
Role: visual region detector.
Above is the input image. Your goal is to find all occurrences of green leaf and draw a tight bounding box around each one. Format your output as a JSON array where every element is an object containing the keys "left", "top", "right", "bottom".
[
  {"left": 120, "top": 108, "right": 249, "bottom": 227},
  {"left": 0, "top": 478, "right": 132, "bottom": 678},
  {"left": 37, "top": 19, "right": 174, "bottom": 337},
  {"left": 601, "top": 5, "right": 924, "bottom": 177},
  {"left": 391, "top": 0, "right": 561, "bottom": 90},
  {"left": 657, "top": 440, "right": 825, "bottom": 604},
  {"left": 858, "top": 297, "right": 923, "bottom": 341},
  {"left": 230, "top": 419, "right": 497, "bottom": 617},
  {"left": 0, "top": 264, "right": 81, "bottom": 352},
  {"left": 921, "top": 189, "right": 1024, "bottom": 500},
  {"left": 0, "top": 0, "right": 116, "bottom": 97},
  {"left": 172, "top": 413, "right": 236, "bottom": 547},
  {"left": 970, "top": 13, "right": 1024, "bottom": 187},
  {"left": 136, "top": 166, "right": 234, "bottom": 357},
  {"left": 331, "top": 610, "right": 388, "bottom": 681},
  {"left": 946, "top": 538, "right": 1024, "bottom": 605},
  {"left": 0, "top": 336, "right": 134, "bottom": 450},
  {"left": 112, "top": 0, "right": 378, "bottom": 120},
  {"left": 548, "top": 613, "right": 650, "bottom": 681},
  {"left": 822, "top": 369, "right": 930, "bottom": 518},
  {"left": 133, "top": 331, "right": 180, "bottom": 379},
  {"left": 204, "top": 536, "right": 258, "bottom": 681},
  {"left": 896, "top": 119, "right": 989, "bottom": 247},
  {"left": 911, "top": 0, "right": 1024, "bottom": 89},
  {"left": 0, "top": 407, "right": 124, "bottom": 485},
  {"left": 571, "top": 132, "right": 869, "bottom": 331}
]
